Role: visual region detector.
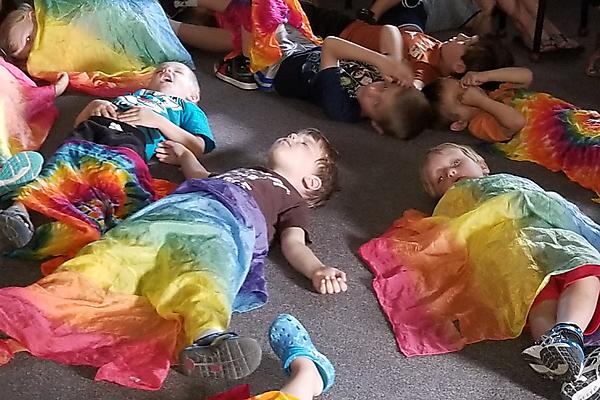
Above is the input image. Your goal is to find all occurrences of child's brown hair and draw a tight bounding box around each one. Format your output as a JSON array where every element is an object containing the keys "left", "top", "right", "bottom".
[
  {"left": 374, "top": 87, "right": 432, "bottom": 139},
  {"left": 0, "top": 3, "right": 34, "bottom": 60},
  {"left": 298, "top": 128, "right": 339, "bottom": 208}
]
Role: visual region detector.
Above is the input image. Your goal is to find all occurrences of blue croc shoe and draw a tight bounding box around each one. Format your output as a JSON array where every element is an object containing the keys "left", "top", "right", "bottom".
[
  {"left": 269, "top": 314, "right": 335, "bottom": 394},
  {"left": 0, "top": 151, "right": 44, "bottom": 199}
]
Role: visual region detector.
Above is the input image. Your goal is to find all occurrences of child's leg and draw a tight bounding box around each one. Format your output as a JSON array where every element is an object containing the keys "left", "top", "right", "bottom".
[
  {"left": 586, "top": 33, "right": 600, "bottom": 77},
  {"left": 196, "top": 0, "right": 231, "bottom": 13},
  {"left": 523, "top": 275, "right": 600, "bottom": 382},
  {"left": 557, "top": 276, "right": 600, "bottom": 330},
  {"left": 172, "top": 21, "right": 233, "bottom": 52},
  {"left": 269, "top": 314, "right": 335, "bottom": 400}
]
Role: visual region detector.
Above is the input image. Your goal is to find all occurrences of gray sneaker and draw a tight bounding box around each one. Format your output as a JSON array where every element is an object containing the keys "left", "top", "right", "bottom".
[{"left": 177, "top": 332, "right": 262, "bottom": 380}]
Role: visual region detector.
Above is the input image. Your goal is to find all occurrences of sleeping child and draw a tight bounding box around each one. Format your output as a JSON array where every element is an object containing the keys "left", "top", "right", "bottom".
[
  {"left": 0, "top": 61, "right": 214, "bottom": 268},
  {"left": 0, "top": 128, "right": 346, "bottom": 391}
]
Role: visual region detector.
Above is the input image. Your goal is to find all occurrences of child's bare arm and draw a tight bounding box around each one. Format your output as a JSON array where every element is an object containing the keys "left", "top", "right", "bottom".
[
  {"left": 155, "top": 141, "right": 210, "bottom": 179},
  {"left": 117, "top": 107, "right": 206, "bottom": 157},
  {"left": 320, "top": 34, "right": 412, "bottom": 85},
  {"left": 280, "top": 227, "right": 348, "bottom": 295},
  {"left": 461, "top": 68, "right": 533, "bottom": 88},
  {"left": 74, "top": 99, "right": 118, "bottom": 127},
  {"left": 462, "top": 86, "right": 526, "bottom": 136},
  {"left": 378, "top": 24, "right": 404, "bottom": 61}
]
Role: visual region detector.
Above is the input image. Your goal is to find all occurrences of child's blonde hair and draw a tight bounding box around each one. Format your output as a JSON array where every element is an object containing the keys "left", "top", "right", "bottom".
[
  {"left": 420, "top": 142, "right": 488, "bottom": 197},
  {"left": 0, "top": 3, "right": 34, "bottom": 59}
]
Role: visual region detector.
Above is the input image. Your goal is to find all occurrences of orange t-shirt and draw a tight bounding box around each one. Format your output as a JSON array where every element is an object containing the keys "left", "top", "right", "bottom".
[
  {"left": 468, "top": 84, "right": 519, "bottom": 142},
  {"left": 339, "top": 21, "right": 442, "bottom": 86}
]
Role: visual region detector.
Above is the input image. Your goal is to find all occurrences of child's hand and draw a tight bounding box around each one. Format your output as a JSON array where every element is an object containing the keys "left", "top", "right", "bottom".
[
  {"left": 379, "top": 58, "right": 413, "bottom": 87},
  {"left": 54, "top": 72, "right": 69, "bottom": 97},
  {"left": 459, "top": 86, "right": 487, "bottom": 107},
  {"left": 86, "top": 99, "right": 119, "bottom": 119},
  {"left": 460, "top": 71, "right": 488, "bottom": 87},
  {"left": 155, "top": 140, "right": 192, "bottom": 165},
  {"left": 311, "top": 266, "right": 347, "bottom": 295},
  {"left": 118, "top": 107, "right": 165, "bottom": 129}
]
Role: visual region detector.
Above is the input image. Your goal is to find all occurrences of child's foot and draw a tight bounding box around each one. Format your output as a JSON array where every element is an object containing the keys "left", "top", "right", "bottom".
[
  {"left": 214, "top": 56, "right": 258, "bottom": 90},
  {"left": 269, "top": 313, "right": 335, "bottom": 394},
  {"left": 54, "top": 72, "right": 69, "bottom": 97},
  {"left": 586, "top": 35, "right": 600, "bottom": 78},
  {"left": 522, "top": 323, "right": 585, "bottom": 382},
  {"left": 0, "top": 151, "right": 43, "bottom": 200},
  {"left": 0, "top": 203, "right": 35, "bottom": 249},
  {"left": 561, "top": 347, "right": 600, "bottom": 400},
  {"left": 177, "top": 332, "right": 262, "bottom": 380}
]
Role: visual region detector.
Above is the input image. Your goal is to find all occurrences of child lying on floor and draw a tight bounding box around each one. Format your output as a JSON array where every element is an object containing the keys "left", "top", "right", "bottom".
[
  {"left": 0, "top": 61, "right": 213, "bottom": 262},
  {"left": 419, "top": 143, "right": 600, "bottom": 400},
  {"left": 0, "top": 128, "right": 346, "bottom": 391},
  {"left": 360, "top": 142, "right": 600, "bottom": 400},
  {"left": 423, "top": 67, "right": 600, "bottom": 198}
]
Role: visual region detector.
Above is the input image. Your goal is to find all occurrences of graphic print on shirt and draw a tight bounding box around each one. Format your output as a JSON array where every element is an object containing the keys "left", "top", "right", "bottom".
[
  {"left": 406, "top": 31, "right": 439, "bottom": 62},
  {"left": 338, "top": 61, "right": 382, "bottom": 98},
  {"left": 112, "top": 89, "right": 182, "bottom": 115},
  {"left": 218, "top": 168, "right": 291, "bottom": 195}
]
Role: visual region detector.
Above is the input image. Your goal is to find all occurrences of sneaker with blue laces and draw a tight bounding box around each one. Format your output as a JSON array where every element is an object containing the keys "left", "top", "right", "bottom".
[
  {"left": 522, "top": 323, "right": 585, "bottom": 382},
  {"left": 269, "top": 313, "right": 335, "bottom": 394}
]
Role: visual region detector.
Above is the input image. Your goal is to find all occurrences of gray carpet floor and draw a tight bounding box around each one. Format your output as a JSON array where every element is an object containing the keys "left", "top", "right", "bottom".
[{"left": 2, "top": 1, "right": 600, "bottom": 399}]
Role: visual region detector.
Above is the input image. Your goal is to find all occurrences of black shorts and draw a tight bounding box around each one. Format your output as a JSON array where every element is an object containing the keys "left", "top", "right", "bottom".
[{"left": 70, "top": 117, "right": 147, "bottom": 162}]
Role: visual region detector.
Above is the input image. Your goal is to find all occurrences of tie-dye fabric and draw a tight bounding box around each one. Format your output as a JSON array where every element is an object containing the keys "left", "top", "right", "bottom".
[
  {"left": 0, "top": 178, "right": 268, "bottom": 390},
  {"left": 472, "top": 85, "right": 600, "bottom": 201},
  {"left": 28, "top": 0, "right": 194, "bottom": 96},
  {"left": 217, "top": 0, "right": 320, "bottom": 72},
  {"left": 11, "top": 139, "right": 159, "bottom": 271},
  {"left": 359, "top": 174, "right": 600, "bottom": 356},
  {"left": 0, "top": 58, "right": 57, "bottom": 162}
]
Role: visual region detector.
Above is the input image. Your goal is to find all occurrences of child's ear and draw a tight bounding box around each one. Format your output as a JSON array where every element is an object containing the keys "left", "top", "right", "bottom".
[
  {"left": 187, "top": 91, "right": 200, "bottom": 104},
  {"left": 454, "top": 60, "right": 466, "bottom": 75},
  {"left": 480, "top": 161, "right": 490, "bottom": 175},
  {"left": 302, "top": 175, "right": 322, "bottom": 192},
  {"left": 450, "top": 120, "right": 468, "bottom": 131},
  {"left": 370, "top": 120, "right": 385, "bottom": 135}
]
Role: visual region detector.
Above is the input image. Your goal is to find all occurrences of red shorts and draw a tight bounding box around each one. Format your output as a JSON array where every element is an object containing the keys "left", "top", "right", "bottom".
[{"left": 532, "top": 265, "right": 600, "bottom": 335}]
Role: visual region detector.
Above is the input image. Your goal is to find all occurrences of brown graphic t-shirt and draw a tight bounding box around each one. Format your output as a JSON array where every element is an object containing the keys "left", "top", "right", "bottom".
[{"left": 216, "top": 167, "right": 311, "bottom": 243}]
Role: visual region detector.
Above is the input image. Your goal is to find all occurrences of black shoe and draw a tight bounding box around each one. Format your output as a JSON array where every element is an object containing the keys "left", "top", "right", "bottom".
[
  {"left": 159, "top": 0, "right": 197, "bottom": 18},
  {"left": 214, "top": 56, "right": 258, "bottom": 90},
  {"left": 178, "top": 332, "right": 262, "bottom": 380},
  {"left": 356, "top": 8, "right": 376, "bottom": 24}
]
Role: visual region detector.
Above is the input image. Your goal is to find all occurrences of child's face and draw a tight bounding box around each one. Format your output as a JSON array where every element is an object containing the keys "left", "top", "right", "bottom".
[
  {"left": 357, "top": 81, "right": 406, "bottom": 122},
  {"left": 148, "top": 62, "right": 199, "bottom": 102},
  {"left": 267, "top": 132, "right": 325, "bottom": 183},
  {"left": 439, "top": 78, "right": 480, "bottom": 127},
  {"left": 440, "top": 33, "right": 479, "bottom": 74},
  {"left": 422, "top": 147, "right": 488, "bottom": 197},
  {"left": 5, "top": 9, "right": 36, "bottom": 60}
]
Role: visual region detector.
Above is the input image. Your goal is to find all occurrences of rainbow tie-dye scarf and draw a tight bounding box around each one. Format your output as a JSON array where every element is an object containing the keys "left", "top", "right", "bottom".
[
  {"left": 360, "top": 174, "right": 600, "bottom": 356},
  {"left": 28, "top": 0, "right": 194, "bottom": 96},
  {"left": 0, "top": 178, "right": 268, "bottom": 390},
  {"left": 489, "top": 88, "right": 600, "bottom": 201},
  {"left": 0, "top": 58, "right": 57, "bottom": 161}
]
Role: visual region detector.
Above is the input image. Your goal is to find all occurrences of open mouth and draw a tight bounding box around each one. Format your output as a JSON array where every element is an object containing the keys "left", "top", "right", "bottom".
[{"left": 161, "top": 74, "right": 173, "bottom": 83}]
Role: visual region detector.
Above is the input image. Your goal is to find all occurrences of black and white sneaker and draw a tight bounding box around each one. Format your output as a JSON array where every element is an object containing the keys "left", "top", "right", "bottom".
[
  {"left": 178, "top": 332, "right": 262, "bottom": 380},
  {"left": 214, "top": 56, "right": 258, "bottom": 90},
  {"left": 562, "top": 347, "right": 600, "bottom": 400},
  {"left": 522, "top": 323, "right": 585, "bottom": 382}
]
